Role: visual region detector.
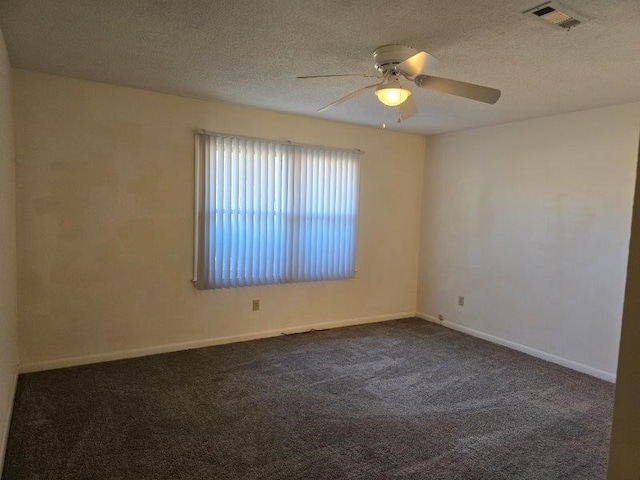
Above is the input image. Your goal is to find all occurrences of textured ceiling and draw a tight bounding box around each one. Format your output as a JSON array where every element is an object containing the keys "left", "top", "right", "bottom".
[{"left": 1, "top": 0, "right": 640, "bottom": 134}]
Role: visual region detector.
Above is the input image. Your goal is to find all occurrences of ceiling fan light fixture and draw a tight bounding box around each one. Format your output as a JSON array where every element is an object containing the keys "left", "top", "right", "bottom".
[{"left": 374, "top": 78, "right": 411, "bottom": 107}]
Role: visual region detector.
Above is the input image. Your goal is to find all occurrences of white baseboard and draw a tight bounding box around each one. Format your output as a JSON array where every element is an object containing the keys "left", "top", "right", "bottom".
[
  {"left": 19, "top": 311, "right": 415, "bottom": 373},
  {"left": 0, "top": 366, "right": 18, "bottom": 474},
  {"left": 417, "top": 313, "right": 443, "bottom": 325},
  {"left": 415, "top": 312, "right": 616, "bottom": 383}
]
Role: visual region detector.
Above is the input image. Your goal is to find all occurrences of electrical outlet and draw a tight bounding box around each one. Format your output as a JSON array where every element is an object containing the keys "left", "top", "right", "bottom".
[
  {"left": 438, "top": 314, "right": 444, "bottom": 321},
  {"left": 458, "top": 296, "right": 465, "bottom": 307},
  {"left": 252, "top": 299, "right": 260, "bottom": 311}
]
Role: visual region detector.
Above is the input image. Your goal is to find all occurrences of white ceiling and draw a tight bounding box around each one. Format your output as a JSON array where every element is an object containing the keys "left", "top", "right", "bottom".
[{"left": 1, "top": 0, "right": 639, "bottom": 135}]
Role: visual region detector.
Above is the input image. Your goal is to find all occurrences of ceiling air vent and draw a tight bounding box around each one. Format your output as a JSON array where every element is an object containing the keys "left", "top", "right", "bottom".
[{"left": 523, "top": 2, "right": 588, "bottom": 30}]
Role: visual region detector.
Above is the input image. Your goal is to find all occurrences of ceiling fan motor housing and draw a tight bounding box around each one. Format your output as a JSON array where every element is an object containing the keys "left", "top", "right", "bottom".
[{"left": 373, "top": 44, "right": 418, "bottom": 73}]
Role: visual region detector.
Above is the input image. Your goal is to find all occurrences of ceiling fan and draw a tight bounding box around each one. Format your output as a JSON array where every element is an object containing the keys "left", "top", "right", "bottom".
[{"left": 297, "top": 45, "right": 501, "bottom": 123}]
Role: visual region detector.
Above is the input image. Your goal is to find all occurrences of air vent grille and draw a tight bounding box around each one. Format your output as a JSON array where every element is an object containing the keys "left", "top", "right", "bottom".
[{"left": 524, "top": 2, "right": 588, "bottom": 30}]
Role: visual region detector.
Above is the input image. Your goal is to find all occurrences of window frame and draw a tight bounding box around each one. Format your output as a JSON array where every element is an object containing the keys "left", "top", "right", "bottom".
[{"left": 192, "top": 130, "right": 361, "bottom": 290}]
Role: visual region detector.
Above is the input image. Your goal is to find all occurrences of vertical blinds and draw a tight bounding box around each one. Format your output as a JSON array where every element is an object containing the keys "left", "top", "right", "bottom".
[{"left": 193, "top": 132, "right": 360, "bottom": 289}]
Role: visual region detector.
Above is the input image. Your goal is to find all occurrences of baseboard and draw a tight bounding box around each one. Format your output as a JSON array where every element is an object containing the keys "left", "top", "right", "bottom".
[
  {"left": 417, "top": 312, "right": 443, "bottom": 325},
  {"left": 415, "top": 312, "right": 616, "bottom": 383},
  {"left": 0, "top": 366, "right": 18, "bottom": 474},
  {"left": 19, "top": 311, "right": 415, "bottom": 373}
]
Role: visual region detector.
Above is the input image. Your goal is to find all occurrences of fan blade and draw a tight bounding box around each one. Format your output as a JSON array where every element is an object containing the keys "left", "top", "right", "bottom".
[
  {"left": 399, "top": 94, "right": 417, "bottom": 122},
  {"left": 414, "top": 75, "right": 501, "bottom": 104},
  {"left": 317, "top": 83, "right": 380, "bottom": 113},
  {"left": 297, "top": 73, "right": 378, "bottom": 79},
  {"left": 396, "top": 51, "right": 440, "bottom": 77}
]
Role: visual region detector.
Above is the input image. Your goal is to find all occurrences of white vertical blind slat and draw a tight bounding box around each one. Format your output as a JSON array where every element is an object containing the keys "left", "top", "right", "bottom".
[
  {"left": 330, "top": 152, "right": 338, "bottom": 278},
  {"left": 349, "top": 157, "right": 359, "bottom": 273},
  {"left": 337, "top": 153, "right": 343, "bottom": 278},
  {"left": 284, "top": 146, "right": 293, "bottom": 282},
  {"left": 297, "top": 149, "right": 307, "bottom": 280},
  {"left": 251, "top": 141, "right": 259, "bottom": 283},
  {"left": 230, "top": 138, "right": 238, "bottom": 287},
  {"left": 321, "top": 151, "right": 329, "bottom": 279},
  {"left": 266, "top": 144, "right": 274, "bottom": 283},
  {"left": 312, "top": 149, "right": 320, "bottom": 278},
  {"left": 237, "top": 142, "right": 246, "bottom": 286},
  {"left": 242, "top": 141, "right": 251, "bottom": 285},
  {"left": 258, "top": 143, "right": 267, "bottom": 284},
  {"left": 278, "top": 145, "right": 288, "bottom": 282},
  {"left": 204, "top": 137, "right": 213, "bottom": 288},
  {"left": 214, "top": 137, "right": 224, "bottom": 287}
]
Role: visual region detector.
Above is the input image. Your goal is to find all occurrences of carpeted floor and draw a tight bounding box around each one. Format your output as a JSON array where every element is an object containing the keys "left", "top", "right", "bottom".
[{"left": 2, "top": 318, "right": 614, "bottom": 479}]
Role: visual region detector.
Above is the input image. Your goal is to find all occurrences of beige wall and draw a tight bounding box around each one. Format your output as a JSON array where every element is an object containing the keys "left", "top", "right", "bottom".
[
  {"left": 417, "top": 103, "right": 640, "bottom": 379},
  {"left": 608, "top": 143, "right": 640, "bottom": 479},
  {"left": 0, "top": 28, "right": 18, "bottom": 470},
  {"left": 12, "top": 69, "right": 425, "bottom": 369}
]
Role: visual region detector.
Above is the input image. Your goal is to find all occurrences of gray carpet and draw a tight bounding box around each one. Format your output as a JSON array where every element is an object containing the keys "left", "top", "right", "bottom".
[{"left": 2, "top": 318, "right": 614, "bottom": 479}]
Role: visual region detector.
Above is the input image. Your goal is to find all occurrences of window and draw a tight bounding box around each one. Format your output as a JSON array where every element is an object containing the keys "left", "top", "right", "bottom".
[{"left": 193, "top": 131, "right": 360, "bottom": 289}]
